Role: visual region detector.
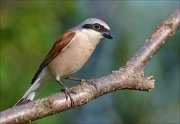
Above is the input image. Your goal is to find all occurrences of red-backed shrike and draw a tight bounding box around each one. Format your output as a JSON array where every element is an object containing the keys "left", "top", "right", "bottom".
[{"left": 15, "top": 18, "right": 113, "bottom": 106}]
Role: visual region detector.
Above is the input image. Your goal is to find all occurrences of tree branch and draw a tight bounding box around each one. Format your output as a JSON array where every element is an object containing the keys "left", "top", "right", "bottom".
[{"left": 0, "top": 9, "right": 179, "bottom": 124}]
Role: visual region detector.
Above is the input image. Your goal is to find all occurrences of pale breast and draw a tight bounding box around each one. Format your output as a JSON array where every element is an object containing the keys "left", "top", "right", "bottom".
[{"left": 48, "top": 32, "right": 96, "bottom": 79}]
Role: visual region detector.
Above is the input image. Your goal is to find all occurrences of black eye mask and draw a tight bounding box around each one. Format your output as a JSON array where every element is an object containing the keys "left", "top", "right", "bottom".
[{"left": 82, "top": 23, "right": 109, "bottom": 33}]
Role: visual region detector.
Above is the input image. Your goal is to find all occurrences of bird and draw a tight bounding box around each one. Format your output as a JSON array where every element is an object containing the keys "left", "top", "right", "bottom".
[{"left": 14, "top": 18, "right": 113, "bottom": 106}]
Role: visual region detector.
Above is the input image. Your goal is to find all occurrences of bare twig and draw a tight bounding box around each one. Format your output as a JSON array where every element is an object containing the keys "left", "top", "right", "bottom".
[{"left": 0, "top": 9, "right": 179, "bottom": 124}]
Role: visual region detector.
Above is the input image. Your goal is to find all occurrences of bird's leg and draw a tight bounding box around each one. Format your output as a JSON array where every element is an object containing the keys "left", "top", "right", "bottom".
[
  {"left": 56, "top": 80, "right": 74, "bottom": 106},
  {"left": 66, "top": 77, "right": 85, "bottom": 82},
  {"left": 66, "top": 77, "right": 86, "bottom": 86},
  {"left": 67, "top": 77, "right": 97, "bottom": 90}
]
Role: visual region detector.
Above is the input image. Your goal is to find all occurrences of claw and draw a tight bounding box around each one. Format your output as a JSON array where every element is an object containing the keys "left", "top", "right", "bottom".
[
  {"left": 57, "top": 80, "right": 75, "bottom": 106},
  {"left": 86, "top": 80, "right": 97, "bottom": 90},
  {"left": 61, "top": 88, "right": 75, "bottom": 106},
  {"left": 80, "top": 79, "right": 97, "bottom": 90}
]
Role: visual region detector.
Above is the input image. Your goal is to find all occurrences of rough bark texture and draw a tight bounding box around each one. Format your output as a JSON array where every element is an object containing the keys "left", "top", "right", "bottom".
[{"left": 0, "top": 9, "right": 179, "bottom": 124}]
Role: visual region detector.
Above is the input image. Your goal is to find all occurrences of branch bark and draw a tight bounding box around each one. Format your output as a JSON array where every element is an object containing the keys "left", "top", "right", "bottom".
[{"left": 0, "top": 9, "right": 179, "bottom": 124}]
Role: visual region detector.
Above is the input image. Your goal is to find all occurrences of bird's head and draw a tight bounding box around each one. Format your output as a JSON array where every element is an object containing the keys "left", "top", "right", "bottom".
[{"left": 75, "top": 18, "right": 113, "bottom": 42}]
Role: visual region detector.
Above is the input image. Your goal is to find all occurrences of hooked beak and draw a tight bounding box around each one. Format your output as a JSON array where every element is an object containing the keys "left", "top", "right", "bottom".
[{"left": 103, "top": 32, "right": 113, "bottom": 39}]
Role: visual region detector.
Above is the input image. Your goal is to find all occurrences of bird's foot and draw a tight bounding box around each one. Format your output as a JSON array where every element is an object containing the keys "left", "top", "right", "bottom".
[
  {"left": 57, "top": 80, "right": 76, "bottom": 106},
  {"left": 80, "top": 79, "right": 97, "bottom": 90},
  {"left": 67, "top": 77, "right": 97, "bottom": 89},
  {"left": 61, "top": 88, "right": 76, "bottom": 106}
]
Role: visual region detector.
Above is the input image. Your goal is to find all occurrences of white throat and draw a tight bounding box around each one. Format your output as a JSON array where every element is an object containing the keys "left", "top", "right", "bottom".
[{"left": 77, "top": 29, "right": 103, "bottom": 46}]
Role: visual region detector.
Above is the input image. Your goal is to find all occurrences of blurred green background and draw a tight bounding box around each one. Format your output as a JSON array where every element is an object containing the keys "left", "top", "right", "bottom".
[{"left": 0, "top": 1, "right": 179, "bottom": 124}]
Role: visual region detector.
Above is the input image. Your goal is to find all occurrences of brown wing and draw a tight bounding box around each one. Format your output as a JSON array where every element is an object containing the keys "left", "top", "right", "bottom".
[{"left": 31, "top": 31, "right": 76, "bottom": 84}]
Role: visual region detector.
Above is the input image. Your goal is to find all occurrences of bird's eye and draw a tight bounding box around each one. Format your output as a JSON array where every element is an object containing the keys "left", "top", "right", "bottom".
[{"left": 94, "top": 24, "right": 101, "bottom": 30}]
